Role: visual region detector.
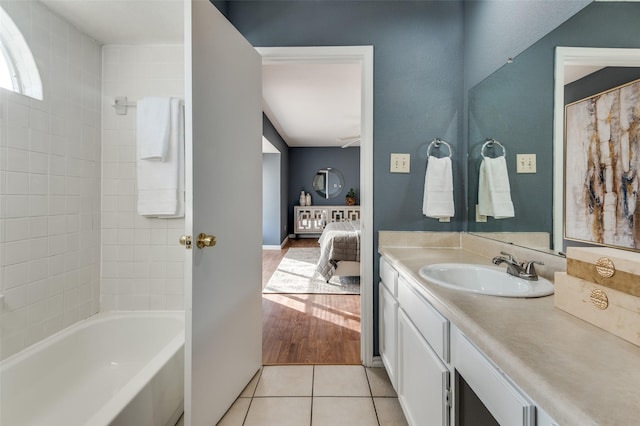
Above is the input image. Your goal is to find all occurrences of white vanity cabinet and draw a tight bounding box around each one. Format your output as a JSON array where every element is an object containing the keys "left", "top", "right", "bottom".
[
  {"left": 380, "top": 259, "right": 451, "bottom": 426},
  {"left": 379, "top": 256, "right": 559, "bottom": 426}
]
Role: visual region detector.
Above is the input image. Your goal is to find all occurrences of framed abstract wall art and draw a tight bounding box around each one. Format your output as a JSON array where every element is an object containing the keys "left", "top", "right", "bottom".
[{"left": 564, "top": 78, "right": 640, "bottom": 251}]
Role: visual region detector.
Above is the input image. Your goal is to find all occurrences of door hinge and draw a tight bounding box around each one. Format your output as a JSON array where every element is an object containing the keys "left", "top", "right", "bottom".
[{"left": 445, "top": 389, "right": 452, "bottom": 407}]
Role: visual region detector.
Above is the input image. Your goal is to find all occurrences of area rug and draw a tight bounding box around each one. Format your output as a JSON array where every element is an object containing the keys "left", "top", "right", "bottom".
[{"left": 263, "top": 248, "right": 360, "bottom": 294}]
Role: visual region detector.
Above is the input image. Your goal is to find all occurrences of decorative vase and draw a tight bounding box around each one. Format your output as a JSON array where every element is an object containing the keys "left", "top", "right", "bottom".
[
  {"left": 305, "top": 193, "right": 312, "bottom": 206},
  {"left": 299, "top": 191, "right": 306, "bottom": 206},
  {"left": 346, "top": 196, "right": 356, "bottom": 206}
]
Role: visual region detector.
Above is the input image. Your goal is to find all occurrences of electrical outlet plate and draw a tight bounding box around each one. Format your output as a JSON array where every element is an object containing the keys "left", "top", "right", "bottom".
[
  {"left": 390, "top": 153, "right": 410, "bottom": 173},
  {"left": 516, "top": 154, "right": 537, "bottom": 173}
]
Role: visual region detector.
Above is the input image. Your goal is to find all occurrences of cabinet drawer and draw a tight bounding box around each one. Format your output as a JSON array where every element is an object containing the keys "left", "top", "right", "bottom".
[
  {"left": 380, "top": 257, "right": 398, "bottom": 296},
  {"left": 452, "top": 329, "right": 535, "bottom": 426},
  {"left": 398, "top": 275, "right": 449, "bottom": 362}
]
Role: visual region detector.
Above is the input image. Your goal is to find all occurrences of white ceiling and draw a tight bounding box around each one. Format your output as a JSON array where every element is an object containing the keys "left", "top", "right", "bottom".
[
  {"left": 40, "top": 0, "right": 183, "bottom": 45},
  {"left": 262, "top": 62, "right": 362, "bottom": 148}
]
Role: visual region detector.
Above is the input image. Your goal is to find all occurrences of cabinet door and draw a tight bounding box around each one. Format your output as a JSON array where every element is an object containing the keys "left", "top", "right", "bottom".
[
  {"left": 379, "top": 283, "right": 398, "bottom": 389},
  {"left": 398, "top": 309, "right": 450, "bottom": 426}
]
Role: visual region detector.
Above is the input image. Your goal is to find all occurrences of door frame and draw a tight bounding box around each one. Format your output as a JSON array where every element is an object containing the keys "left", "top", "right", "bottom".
[{"left": 257, "top": 46, "right": 375, "bottom": 366}]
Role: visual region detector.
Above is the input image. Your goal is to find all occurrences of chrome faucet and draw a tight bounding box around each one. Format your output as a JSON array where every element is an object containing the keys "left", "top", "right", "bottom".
[{"left": 492, "top": 251, "right": 543, "bottom": 281}]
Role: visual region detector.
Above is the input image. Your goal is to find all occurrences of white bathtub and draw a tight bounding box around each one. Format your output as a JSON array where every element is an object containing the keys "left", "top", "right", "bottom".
[{"left": 0, "top": 311, "right": 185, "bottom": 426}]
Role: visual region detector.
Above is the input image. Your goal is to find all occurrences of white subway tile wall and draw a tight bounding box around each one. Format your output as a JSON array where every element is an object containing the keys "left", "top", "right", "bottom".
[
  {"left": 100, "top": 44, "right": 185, "bottom": 311},
  {"left": 0, "top": 0, "right": 102, "bottom": 360}
]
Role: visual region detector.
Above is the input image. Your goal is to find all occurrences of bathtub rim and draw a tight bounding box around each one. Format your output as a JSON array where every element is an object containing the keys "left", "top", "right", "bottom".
[{"left": 1, "top": 310, "right": 185, "bottom": 426}]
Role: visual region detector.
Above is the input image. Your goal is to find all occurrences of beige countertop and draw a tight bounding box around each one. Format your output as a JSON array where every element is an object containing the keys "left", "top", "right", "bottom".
[{"left": 379, "top": 245, "right": 640, "bottom": 426}]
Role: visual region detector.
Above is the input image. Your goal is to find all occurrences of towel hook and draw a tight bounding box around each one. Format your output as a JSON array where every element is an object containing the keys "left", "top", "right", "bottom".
[
  {"left": 481, "top": 138, "right": 506, "bottom": 159},
  {"left": 427, "top": 138, "right": 452, "bottom": 158}
]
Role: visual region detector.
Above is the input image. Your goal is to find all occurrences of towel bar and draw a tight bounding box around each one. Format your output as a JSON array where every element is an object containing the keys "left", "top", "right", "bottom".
[
  {"left": 112, "top": 96, "right": 184, "bottom": 115},
  {"left": 481, "top": 138, "right": 506, "bottom": 159},
  {"left": 112, "top": 96, "right": 137, "bottom": 115},
  {"left": 427, "top": 138, "right": 452, "bottom": 158}
]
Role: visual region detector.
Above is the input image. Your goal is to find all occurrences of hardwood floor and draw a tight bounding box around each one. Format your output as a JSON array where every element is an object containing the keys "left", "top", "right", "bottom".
[{"left": 262, "top": 238, "right": 361, "bottom": 365}]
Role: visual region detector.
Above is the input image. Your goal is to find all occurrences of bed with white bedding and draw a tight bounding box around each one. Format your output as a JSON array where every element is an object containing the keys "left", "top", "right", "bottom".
[{"left": 315, "top": 220, "right": 361, "bottom": 281}]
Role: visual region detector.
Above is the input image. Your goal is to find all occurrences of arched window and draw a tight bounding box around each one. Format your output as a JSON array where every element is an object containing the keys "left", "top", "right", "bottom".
[{"left": 0, "top": 6, "right": 43, "bottom": 100}]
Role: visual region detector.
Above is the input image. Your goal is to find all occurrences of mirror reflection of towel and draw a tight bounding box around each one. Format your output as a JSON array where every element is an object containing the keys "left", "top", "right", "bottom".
[
  {"left": 478, "top": 157, "right": 514, "bottom": 219},
  {"left": 422, "top": 156, "right": 455, "bottom": 218}
]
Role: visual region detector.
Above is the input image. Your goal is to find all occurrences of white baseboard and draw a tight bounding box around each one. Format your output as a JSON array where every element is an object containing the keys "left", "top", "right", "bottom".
[{"left": 262, "top": 236, "right": 289, "bottom": 250}]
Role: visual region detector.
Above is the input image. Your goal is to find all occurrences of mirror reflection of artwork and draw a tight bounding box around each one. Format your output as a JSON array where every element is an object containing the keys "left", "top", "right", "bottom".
[
  {"left": 564, "top": 78, "right": 640, "bottom": 250},
  {"left": 313, "top": 168, "right": 344, "bottom": 199}
]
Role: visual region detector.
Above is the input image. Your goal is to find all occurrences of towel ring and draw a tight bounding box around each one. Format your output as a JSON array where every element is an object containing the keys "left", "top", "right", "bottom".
[
  {"left": 481, "top": 139, "right": 506, "bottom": 159},
  {"left": 427, "top": 138, "right": 452, "bottom": 158}
]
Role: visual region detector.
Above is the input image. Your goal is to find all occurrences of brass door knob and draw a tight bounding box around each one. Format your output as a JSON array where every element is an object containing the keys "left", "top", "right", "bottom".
[{"left": 196, "top": 233, "right": 216, "bottom": 249}]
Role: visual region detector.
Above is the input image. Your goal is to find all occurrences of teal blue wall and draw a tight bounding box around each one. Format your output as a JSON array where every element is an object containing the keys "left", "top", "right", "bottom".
[
  {"left": 463, "top": 0, "right": 591, "bottom": 91},
  {"left": 289, "top": 147, "right": 360, "bottom": 234}
]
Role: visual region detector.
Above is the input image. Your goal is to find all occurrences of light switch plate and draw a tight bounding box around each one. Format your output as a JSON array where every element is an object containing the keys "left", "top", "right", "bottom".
[
  {"left": 390, "top": 153, "right": 410, "bottom": 173},
  {"left": 516, "top": 154, "right": 537, "bottom": 173}
]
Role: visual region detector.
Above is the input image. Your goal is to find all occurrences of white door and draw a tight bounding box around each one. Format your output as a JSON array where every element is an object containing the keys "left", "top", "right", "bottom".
[{"left": 184, "top": 2, "right": 262, "bottom": 425}]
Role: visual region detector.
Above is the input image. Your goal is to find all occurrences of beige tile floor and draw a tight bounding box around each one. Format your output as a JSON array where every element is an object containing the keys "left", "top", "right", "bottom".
[{"left": 215, "top": 365, "right": 408, "bottom": 426}]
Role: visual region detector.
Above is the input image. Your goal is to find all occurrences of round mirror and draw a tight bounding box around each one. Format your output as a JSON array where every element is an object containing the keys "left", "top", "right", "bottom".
[{"left": 312, "top": 168, "right": 344, "bottom": 199}]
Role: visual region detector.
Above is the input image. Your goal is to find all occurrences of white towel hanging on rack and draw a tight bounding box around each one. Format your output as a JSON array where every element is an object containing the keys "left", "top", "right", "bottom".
[
  {"left": 423, "top": 155, "right": 455, "bottom": 219},
  {"left": 137, "top": 97, "right": 185, "bottom": 217}
]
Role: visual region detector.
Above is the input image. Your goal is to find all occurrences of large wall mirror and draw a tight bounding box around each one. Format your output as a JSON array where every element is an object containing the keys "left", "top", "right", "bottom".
[
  {"left": 467, "top": 2, "right": 640, "bottom": 255},
  {"left": 313, "top": 167, "right": 344, "bottom": 199}
]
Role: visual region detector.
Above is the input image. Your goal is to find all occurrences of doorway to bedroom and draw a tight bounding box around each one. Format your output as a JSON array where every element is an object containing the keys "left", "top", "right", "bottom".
[{"left": 259, "top": 46, "right": 373, "bottom": 366}]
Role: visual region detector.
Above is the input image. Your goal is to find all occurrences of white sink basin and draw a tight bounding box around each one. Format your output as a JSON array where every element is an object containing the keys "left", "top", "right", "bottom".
[{"left": 418, "top": 263, "right": 554, "bottom": 298}]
